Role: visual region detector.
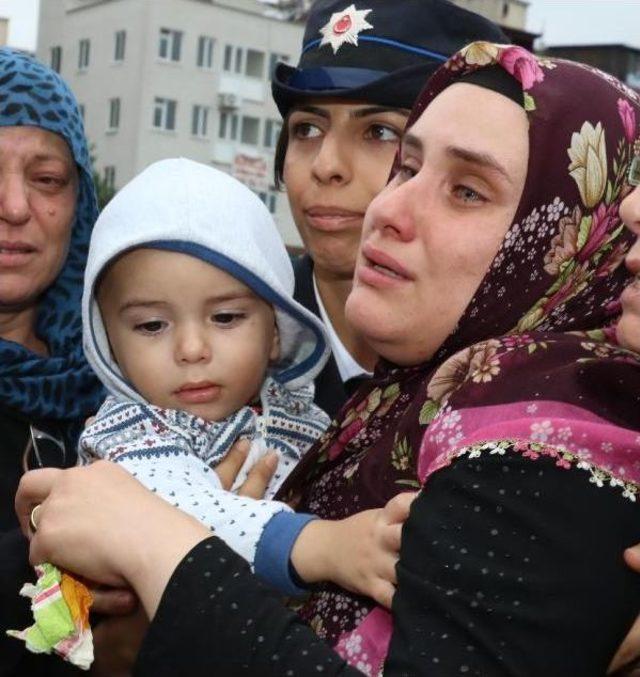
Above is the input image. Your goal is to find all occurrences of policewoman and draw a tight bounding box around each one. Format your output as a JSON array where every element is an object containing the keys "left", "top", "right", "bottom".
[{"left": 271, "top": 0, "right": 506, "bottom": 417}]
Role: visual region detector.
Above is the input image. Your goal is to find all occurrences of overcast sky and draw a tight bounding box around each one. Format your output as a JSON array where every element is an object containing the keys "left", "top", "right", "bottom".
[
  {"left": 1, "top": 0, "right": 39, "bottom": 51},
  {"left": 526, "top": 0, "right": 640, "bottom": 49},
  {"left": 2, "top": 0, "right": 640, "bottom": 52}
]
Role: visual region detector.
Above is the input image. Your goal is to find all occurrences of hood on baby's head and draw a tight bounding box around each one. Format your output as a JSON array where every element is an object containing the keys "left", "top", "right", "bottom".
[{"left": 82, "top": 158, "right": 329, "bottom": 402}]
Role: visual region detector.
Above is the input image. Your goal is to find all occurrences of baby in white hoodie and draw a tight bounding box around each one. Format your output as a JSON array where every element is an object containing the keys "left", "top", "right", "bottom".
[{"left": 80, "top": 158, "right": 331, "bottom": 569}]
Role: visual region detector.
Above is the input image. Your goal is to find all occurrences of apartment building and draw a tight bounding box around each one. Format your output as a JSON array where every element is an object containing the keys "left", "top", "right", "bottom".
[
  {"left": 452, "top": 0, "right": 527, "bottom": 31},
  {"left": 37, "top": 0, "right": 534, "bottom": 246},
  {"left": 0, "top": 18, "right": 9, "bottom": 46},
  {"left": 451, "top": 0, "right": 536, "bottom": 49},
  {"left": 544, "top": 43, "right": 640, "bottom": 93},
  {"left": 37, "top": 0, "right": 304, "bottom": 245}
]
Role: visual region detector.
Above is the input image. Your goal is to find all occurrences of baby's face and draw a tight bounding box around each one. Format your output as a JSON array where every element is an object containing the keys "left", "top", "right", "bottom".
[{"left": 97, "top": 248, "right": 279, "bottom": 421}]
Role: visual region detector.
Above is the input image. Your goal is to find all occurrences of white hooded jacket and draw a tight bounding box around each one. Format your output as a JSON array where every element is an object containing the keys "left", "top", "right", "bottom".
[{"left": 80, "top": 159, "right": 331, "bottom": 568}]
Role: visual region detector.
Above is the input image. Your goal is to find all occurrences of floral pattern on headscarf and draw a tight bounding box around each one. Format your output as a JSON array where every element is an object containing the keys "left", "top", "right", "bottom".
[
  {"left": 0, "top": 48, "right": 103, "bottom": 439},
  {"left": 407, "top": 42, "right": 640, "bottom": 425},
  {"left": 278, "top": 44, "right": 640, "bottom": 649},
  {"left": 407, "top": 42, "right": 640, "bottom": 364}
]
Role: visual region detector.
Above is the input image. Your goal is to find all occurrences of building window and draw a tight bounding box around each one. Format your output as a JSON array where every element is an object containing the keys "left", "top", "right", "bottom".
[
  {"left": 78, "top": 39, "right": 90, "bottom": 70},
  {"left": 104, "top": 166, "right": 116, "bottom": 190},
  {"left": 108, "top": 97, "right": 121, "bottom": 131},
  {"left": 223, "top": 45, "right": 233, "bottom": 71},
  {"left": 223, "top": 47, "right": 265, "bottom": 78},
  {"left": 191, "top": 105, "right": 209, "bottom": 137},
  {"left": 197, "top": 36, "right": 214, "bottom": 69},
  {"left": 263, "top": 119, "right": 282, "bottom": 149},
  {"left": 114, "top": 30, "right": 126, "bottom": 62},
  {"left": 152, "top": 97, "right": 177, "bottom": 131},
  {"left": 50, "top": 46, "right": 62, "bottom": 73},
  {"left": 158, "top": 28, "right": 182, "bottom": 62},
  {"left": 223, "top": 45, "right": 243, "bottom": 74},
  {"left": 219, "top": 111, "right": 239, "bottom": 141},
  {"left": 241, "top": 116, "right": 260, "bottom": 145},
  {"left": 234, "top": 46, "right": 243, "bottom": 73},
  {"left": 245, "top": 49, "right": 265, "bottom": 78},
  {"left": 269, "top": 52, "right": 289, "bottom": 79}
]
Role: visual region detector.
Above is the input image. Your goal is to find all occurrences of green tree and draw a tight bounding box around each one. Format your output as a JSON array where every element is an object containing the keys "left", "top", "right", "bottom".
[{"left": 88, "top": 143, "right": 116, "bottom": 210}]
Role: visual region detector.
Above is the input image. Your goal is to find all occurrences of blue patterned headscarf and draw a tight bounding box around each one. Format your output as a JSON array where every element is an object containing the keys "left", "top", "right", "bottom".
[{"left": 0, "top": 48, "right": 103, "bottom": 440}]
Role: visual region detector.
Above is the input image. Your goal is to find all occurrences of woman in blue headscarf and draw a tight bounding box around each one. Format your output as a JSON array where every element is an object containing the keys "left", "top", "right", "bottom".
[{"left": 0, "top": 48, "right": 104, "bottom": 676}]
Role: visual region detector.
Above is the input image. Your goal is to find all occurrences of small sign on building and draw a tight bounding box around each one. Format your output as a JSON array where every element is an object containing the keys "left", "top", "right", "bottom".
[{"left": 232, "top": 153, "right": 268, "bottom": 193}]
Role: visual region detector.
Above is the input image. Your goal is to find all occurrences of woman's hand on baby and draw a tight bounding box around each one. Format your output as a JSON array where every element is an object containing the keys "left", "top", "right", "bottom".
[
  {"left": 214, "top": 438, "right": 278, "bottom": 499},
  {"left": 291, "top": 492, "right": 418, "bottom": 609},
  {"left": 16, "top": 462, "right": 211, "bottom": 617}
]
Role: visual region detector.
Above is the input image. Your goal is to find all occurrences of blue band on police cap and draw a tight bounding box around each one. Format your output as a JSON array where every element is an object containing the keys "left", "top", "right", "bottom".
[
  {"left": 302, "top": 35, "right": 449, "bottom": 61},
  {"left": 288, "top": 66, "right": 388, "bottom": 91}
]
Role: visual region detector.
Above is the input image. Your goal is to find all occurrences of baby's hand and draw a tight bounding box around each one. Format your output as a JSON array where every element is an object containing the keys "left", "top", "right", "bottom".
[
  {"left": 291, "top": 492, "right": 418, "bottom": 609},
  {"left": 214, "top": 439, "right": 278, "bottom": 499}
]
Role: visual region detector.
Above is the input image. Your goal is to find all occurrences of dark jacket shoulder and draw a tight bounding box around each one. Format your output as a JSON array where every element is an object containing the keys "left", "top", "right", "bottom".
[{"left": 292, "top": 254, "right": 348, "bottom": 419}]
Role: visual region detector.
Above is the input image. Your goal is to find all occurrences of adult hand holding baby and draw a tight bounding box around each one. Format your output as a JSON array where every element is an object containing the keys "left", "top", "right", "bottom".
[
  {"left": 16, "top": 462, "right": 210, "bottom": 618},
  {"left": 16, "top": 442, "right": 279, "bottom": 677},
  {"left": 216, "top": 439, "right": 418, "bottom": 609},
  {"left": 16, "top": 436, "right": 280, "bottom": 594}
]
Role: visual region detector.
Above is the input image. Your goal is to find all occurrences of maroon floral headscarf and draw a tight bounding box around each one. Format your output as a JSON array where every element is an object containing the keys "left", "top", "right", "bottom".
[
  {"left": 279, "top": 43, "right": 640, "bottom": 654},
  {"left": 410, "top": 42, "right": 639, "bottom": 361}
]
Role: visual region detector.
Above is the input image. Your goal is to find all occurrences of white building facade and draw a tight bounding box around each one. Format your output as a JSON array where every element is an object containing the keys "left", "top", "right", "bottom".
[
  {"left": 0, "top": 18, "right": 9, "bottom": 47},
  {"left": 37, "top": 0, "right": 530, "bottom": 247},
  {"left": 37, "top": 0, "right": 304, "bottom": 245},
  {"left": 451, "top": 0, "right": 528, "bottom": 32}
]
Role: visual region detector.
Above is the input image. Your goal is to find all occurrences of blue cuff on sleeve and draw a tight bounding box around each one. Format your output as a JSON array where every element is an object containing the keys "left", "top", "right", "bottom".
[{"left": 253, "top": 511, "right": 317, "bottom": 596}]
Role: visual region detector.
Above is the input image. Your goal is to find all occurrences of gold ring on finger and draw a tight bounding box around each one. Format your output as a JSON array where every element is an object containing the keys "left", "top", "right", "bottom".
[{"left": 29, "top": 504, "right": 42, "bottom": 533}]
